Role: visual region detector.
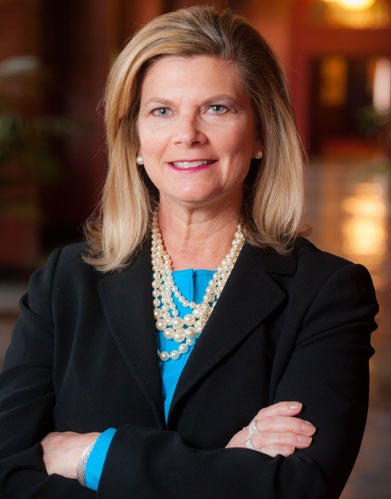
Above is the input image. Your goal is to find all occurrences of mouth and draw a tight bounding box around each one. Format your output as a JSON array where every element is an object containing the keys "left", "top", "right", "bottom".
[{"left": 169, "top": 159, "right": 216, "bottom": 171}]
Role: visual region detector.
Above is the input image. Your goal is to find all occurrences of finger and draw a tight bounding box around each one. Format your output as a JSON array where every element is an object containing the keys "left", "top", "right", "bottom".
[
  {"left": 227, "top": 417, "right": 315, "bottom": 450},
  {"left": 254, "top": 401, "right": 303, "bottom": 419},
  {"left": 252, "top": 430, "right": 312, "bottom": 450},
  {"left": 254, "top": 416, "right": 316, "bottom": 436},
  {"left": 295, "top": 434, "right": 313, "bottom": 449}
]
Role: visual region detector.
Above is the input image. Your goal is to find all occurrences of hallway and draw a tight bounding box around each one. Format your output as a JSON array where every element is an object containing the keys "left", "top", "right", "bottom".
[
  {"left": 305, "top": 152, "right": 390, "bottom": 498},
  {"left": 0, "top": 155, "right": 390, "bottom": 497}
]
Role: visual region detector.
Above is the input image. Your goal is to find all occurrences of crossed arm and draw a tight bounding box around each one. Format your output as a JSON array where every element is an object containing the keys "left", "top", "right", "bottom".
[
  {"left": 0, "top": 249, "right": 379, "bottom": 498},
  {"left": 41, "top": 401, "right": 316, "bottom": 482}
]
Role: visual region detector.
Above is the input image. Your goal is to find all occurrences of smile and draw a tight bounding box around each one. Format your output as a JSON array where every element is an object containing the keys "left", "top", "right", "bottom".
[{"left": 170, "top": 160, "right": 216, "bottom": 170}]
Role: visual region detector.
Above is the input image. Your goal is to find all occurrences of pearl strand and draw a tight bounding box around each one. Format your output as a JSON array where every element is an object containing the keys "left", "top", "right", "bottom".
[{"left": 151, "top": 211, "right": 245, "bottom": 361}]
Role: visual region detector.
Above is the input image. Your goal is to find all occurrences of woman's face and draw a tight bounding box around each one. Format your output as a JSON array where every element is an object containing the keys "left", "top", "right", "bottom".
[{"left": 137, "top": 55, "right": 260, "bottom": 212}]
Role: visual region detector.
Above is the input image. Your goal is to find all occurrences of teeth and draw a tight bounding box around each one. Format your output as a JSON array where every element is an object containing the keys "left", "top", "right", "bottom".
[{"left": 172, "top": 160, "right": 213, "bottom": 169}]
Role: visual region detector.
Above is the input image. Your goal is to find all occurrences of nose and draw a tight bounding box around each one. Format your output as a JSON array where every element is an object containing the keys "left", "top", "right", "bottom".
[{"left": 172, "top": 113, "right": 207, "bottom": 147}]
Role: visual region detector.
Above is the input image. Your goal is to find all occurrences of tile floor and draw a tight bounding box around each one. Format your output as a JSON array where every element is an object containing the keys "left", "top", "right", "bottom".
[{"left": 0, "top": 154, "right": 390, "bottom": 497}]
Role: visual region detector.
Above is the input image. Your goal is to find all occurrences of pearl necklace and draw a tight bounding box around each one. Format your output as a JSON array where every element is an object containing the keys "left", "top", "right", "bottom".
[{"left": 151, "top": 212, "right": 245, "bottom": 362}]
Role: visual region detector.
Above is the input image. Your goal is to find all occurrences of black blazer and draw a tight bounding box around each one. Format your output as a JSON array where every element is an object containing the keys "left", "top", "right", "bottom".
[{"left": 0, "top": 239, "right": 378, "bottom": 498}]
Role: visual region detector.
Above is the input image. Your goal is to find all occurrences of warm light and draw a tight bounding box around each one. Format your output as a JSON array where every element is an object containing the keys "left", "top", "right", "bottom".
[
  {"left": 323, "top": 0, "right": 376, "bottom": 9},
  {"left": 373, "top": 58, "right": 391, "bottom": 113},
  {"left": 339, "top": 0, "right": 376, "bottom": 9},
  {"left": 342, "top": 179, "right": 388, "bottom": 261},
  {"left": 321, "top": 0, "right": 390, "bottom": 28}
]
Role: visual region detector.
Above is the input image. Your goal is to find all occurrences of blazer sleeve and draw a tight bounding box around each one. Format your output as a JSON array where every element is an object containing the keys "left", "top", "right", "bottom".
[
  {"left": 272, "top": 263, "right": 378, "bottom": 497},
  {"left": 0, "top": 249, "right": 94, "bottom": 498},
  {"left": 94, "top": 262, "right": 378, "bottom": 499}
]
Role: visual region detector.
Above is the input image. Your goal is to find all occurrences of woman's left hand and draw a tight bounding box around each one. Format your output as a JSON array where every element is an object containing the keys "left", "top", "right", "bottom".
[
  {"left": 225, "top": 402, "right": 316, "bottom": 457},
  {"left": 41, "top": 431, "right": 100, "bottom": 479}
]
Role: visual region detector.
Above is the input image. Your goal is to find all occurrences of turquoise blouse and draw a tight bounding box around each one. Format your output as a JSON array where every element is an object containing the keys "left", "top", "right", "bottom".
[{"left": 85, "top": 268, "right": 215, "bottom": 491}]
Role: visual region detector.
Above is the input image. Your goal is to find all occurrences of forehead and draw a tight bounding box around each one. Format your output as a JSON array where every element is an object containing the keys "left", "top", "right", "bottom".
[{"left": 140, "top": 55, "right": 247, "bottom": 100}]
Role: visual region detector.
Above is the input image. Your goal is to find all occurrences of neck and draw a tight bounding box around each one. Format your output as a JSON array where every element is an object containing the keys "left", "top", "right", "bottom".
[{"left": 156, "top": 202, "right": 242, "bottom": 270}]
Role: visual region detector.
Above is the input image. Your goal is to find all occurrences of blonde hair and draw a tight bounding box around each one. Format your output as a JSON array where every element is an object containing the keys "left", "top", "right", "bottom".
[{"left": 84, "top": 6, "right": 305, "bottom": 272}]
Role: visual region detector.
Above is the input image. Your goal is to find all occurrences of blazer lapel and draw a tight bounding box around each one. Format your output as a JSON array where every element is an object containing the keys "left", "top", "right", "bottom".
[
  {"left": 170, "top": 243, "right": 296, "bottom": 415},
  {"left": 98, "top": 245, "right": 165, "bottom": 426}
]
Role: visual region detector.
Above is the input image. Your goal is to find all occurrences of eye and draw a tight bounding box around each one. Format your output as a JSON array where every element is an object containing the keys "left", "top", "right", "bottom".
[
  {"left": 208, "top": 104, "right": 228, "bottom": 115},
  {"left": 151, "top": 107, "right": 171, "bottom": 117}
]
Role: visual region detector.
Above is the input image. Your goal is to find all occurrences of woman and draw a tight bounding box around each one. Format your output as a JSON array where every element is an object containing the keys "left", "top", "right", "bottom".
[{"left": 0, "top": 6, "right": 378, "bottom": 498}]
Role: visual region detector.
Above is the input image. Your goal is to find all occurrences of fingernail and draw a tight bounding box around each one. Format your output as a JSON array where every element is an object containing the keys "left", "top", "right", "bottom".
[
  {"left": 288, "top": 402, "right": 302, "bottom": 411},
  {"left": 297, "top": 435, "right": 312, "bottom": 445},
  {"left": 301, "top": 421, "right": 316, "bottom": 433}
]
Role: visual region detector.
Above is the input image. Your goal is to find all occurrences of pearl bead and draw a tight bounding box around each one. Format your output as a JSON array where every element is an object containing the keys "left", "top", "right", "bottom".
[
  {"left": 179, "top": 344, "right": 189, "bottom": 353},
  {"left": 159, "top": 351, "right": 169, "bottom": 361},
  {"left": 194, "top": 323, "right": 202, "bottom": 333},
  {"left": 185, "top": 327, "right": 195, "bottom": 337},
  {"left": 173, "top": 331, "right": 185, "bottom": 342},
  {"left": 170, "top": 350, "right": 180, "bottom": 360},
  {"left": 183, "top": 314, "right": 195, "bottom": 325},
  {"left": 172, "top": 317, "right": 183, "bottom": 327}
]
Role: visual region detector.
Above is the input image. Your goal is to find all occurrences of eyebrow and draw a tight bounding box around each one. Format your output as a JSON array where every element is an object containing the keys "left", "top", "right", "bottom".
[
  {"left": 141, "top": 98, "right": 173, "bottom": 107},
  {"left": 141, "top": 94, "right": 239, "bottom": 107}
]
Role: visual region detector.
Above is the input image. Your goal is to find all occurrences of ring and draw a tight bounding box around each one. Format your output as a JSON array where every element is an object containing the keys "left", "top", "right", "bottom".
[
  {"left": 245, "top": 438, "right": 255, "bottom": 450},
  {"left": 249, "top": 419, "right": 258, "bottom": 437}
]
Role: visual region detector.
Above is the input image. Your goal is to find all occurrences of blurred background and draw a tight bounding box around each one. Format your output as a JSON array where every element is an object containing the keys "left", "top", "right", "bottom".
[{"left": 0, "top": 0, "right": 390, "bottom": 497}]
